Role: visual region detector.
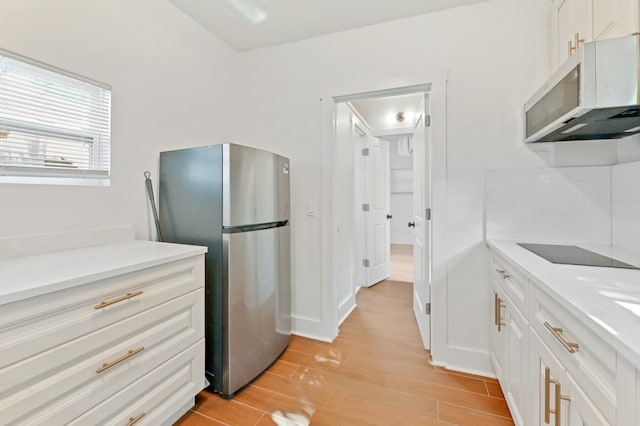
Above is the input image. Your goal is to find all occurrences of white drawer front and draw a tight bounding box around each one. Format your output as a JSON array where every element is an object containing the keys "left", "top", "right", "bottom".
[
  {"left": 530, "top": 284, "right": 616, "bottom": 424},
  {"left": 490, "top": 252, "right": 528, "bottom": 317},
  {"left": 0, "top": 257, "right": 203, "bottom": 370},
  {"left": 67, "top": 339, "right": 205, "bottom": 426},
  {"left": 0, "top": 289, "right": 204, "bottom": 425}
]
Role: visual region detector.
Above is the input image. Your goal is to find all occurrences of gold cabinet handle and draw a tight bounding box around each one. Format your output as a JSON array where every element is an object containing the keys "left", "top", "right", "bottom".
[
  {"left": 127, "top": 413, "right": 145, "bottom": 426},
  {"left": 544, "top": 322, "right": 579, "bottom": 353},
  {"left": 496, "top": 296, "right": 505, "bottom": 332},
  {"left": 95, "top": 291, "right": 143, "bottom": 310},
  {"left": 569, "top": 33, "right": 585, "bottom": 56},
  {"left": 544, "top": 367, "right": 552, "bottom": 424},
  {"left": 494, "top": 292, "right": 499, "bottom": 326},
  {"left": 544, "top": 367, "right": 570, "bottom": 426},
  {"left": 568, "top": 37, "right": 576, "bottom": 56},
  {"left": 96, "top": 347, "right": 144, "bottom": 373}
]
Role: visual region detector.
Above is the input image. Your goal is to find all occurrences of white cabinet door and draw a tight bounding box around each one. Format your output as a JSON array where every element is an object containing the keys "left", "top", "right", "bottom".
[
  {"left": 565, "top": 373, "right": 610, "bottom": 426},
  {"left": 557, "top": 0, "right": 592, "bottom": 64},
  {"left": 530, "top": 331, "right": 567, "bottom": 426},
  {"left": 593, "top": 0, "right": 639, "bottom": 40},
  {"left": 504, "top": 297, "right": 529, "bottom": 426},
  {"left": 489, "top": 280, "right": 506, "bottom": 382},
  {"left": 490, "top": 279, "right": 528, "bottom": 426},
  {"left": 556, "top": 0, "right": 639, "bottom": 66}
]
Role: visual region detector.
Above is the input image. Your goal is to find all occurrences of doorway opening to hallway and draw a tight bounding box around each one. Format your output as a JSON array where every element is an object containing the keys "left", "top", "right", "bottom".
[{"left": 330, "top": 84, "right": 432, "bottom": 350}]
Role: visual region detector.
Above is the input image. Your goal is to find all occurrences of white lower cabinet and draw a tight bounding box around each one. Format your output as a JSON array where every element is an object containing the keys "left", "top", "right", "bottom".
[
  {"left": 530, "top": 330, "right": 609, "bottom": 426},
  {"left": 504, "top": 296, "right": 529, "bottom": 426},
  {"left": 488, "top": 247, "right": 638, "bottom": 425},
  {"left": 530, "top": 330, "right": 567, "bottom": 426},
  {"left": 69, "top": 339, "right": 205, "bottom": 426},
  {"left": 490, "top": 275, "right": 528, "bottom": 426},
  {"left": 565, "top": 373, "right": 610, "bottom": 426},
  {"left": 0, "top": 250, "right": 206, "bottom": 426}
]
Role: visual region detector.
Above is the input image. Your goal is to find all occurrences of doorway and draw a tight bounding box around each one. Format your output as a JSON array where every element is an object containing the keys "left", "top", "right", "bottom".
[{"left": 331, "top": 84, "right": 432, "bottom": 351}]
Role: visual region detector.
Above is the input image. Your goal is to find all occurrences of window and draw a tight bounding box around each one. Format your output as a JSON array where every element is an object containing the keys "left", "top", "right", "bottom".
[{"left": 0, "top": 49, "right": 111, "bottom": 184}]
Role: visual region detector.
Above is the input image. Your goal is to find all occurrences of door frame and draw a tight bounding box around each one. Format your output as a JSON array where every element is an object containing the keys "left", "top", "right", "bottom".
[{"left": 320, "top": 79, "right": 448, "bottom": 364}]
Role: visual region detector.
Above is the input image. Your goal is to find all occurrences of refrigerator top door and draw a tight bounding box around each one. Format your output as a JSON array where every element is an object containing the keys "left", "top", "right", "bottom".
[{"left": 223, "top": 144, "right": 290, "bottom": 227}]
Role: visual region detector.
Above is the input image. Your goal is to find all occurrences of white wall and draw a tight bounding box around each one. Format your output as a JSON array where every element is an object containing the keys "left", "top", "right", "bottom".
[
  {"left": 0, "top": 0, "right": 238, "bottom": 240},
  {"left": 232, "top": 0, "right": 552, "bottom": 373},
  {"left": 612, "top": 161, "right": 640, "bottom": 252},
  {"left": 485, "top": 167, "right": 612, "bottom": 245}
]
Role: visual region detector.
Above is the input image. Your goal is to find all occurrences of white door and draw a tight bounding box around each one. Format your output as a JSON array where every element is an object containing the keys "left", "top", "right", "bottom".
[
  {"left": 363, "top": 136, "right": 390, "bottom": 287},
  {"left": 412, "top": 94, "right": 431, "bottom": 349}
]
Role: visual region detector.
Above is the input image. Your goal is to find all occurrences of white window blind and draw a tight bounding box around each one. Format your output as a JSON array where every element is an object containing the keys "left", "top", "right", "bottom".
[{"left": 0, "top": 49, "right": 111, "bottom": 180}]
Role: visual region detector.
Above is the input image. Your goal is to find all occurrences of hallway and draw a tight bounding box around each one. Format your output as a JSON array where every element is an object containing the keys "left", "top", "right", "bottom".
[{"left": 176, "top": 245, "right": 513, "bottom": 425}]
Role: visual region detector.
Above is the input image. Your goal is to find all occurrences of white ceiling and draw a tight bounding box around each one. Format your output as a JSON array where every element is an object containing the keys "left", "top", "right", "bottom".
[
  {"left": 169, "top": 0, "right": 490, "bottom": 52},
  {"left": 351, "top": 93, "right": 423, "bottom": 132}
]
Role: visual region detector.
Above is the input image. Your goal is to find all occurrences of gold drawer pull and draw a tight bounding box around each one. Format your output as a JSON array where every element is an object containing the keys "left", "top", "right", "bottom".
[
  {"left": 95, "top": 291, "right": 143, "bottom": 310},
  {"left": 544, "top": 367, "right": 570, "bottom": 426},
  {"left": 96, "top": 347, "right": 144, "bottom": 373},
  {"left": 127, "top": 413, "right": 145, "bottom": 426},
  {"left": 544, "top": 322, "right": 579, "bottom": 353}
]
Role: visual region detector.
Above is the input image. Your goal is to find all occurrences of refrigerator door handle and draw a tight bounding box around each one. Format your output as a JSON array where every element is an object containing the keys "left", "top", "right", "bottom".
[{"left": 222, "top": 220, "right": 289, "bottom": 234}]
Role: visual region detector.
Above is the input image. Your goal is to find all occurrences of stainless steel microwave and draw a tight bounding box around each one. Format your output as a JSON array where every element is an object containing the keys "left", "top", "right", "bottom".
[{"left": 525, "top": 34, "right": 640, "bottom": 143}]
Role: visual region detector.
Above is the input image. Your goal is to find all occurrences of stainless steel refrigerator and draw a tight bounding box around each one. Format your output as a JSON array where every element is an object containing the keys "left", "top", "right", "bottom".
[{"left": 158, "top": 143, "right": 291, "bottom": 398}]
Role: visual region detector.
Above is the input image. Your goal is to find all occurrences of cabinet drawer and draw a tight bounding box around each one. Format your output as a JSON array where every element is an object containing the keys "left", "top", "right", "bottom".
[
  {"left": 529, "top": 284, "right": 616, "bottom": 424},
  {"left": 490, "top": 251, "right": 528, "bottom": 316},
  {"left": 68, "top": 339, "right": 205, "bottom": 426},
  {"left": 0, "top": 289, "right": 204, "bottom": 425},
  {"left": 0, "top": 256, "right": 203, "bottom": 370}
]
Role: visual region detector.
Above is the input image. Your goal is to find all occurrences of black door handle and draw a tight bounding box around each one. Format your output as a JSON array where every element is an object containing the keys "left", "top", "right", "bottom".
[
  {"left": 386, "top": 214, "right": 392, "bottom": 219},
  {"left": 408, "top": 222, "right": 415, "bottom": 228}
]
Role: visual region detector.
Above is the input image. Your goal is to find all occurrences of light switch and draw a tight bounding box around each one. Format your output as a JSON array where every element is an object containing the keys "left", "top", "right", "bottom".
[{"left": 307, "top": 202, "right": 317, "bottom": 217}]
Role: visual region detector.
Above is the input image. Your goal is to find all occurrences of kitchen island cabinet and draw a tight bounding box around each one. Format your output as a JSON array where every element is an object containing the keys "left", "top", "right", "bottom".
[{"left": 0, "top": 240, "right": 207, "bottom": 425}]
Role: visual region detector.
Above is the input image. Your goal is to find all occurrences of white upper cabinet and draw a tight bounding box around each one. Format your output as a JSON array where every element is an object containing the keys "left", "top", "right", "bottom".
[{"left": 553, "top": 0, "right": 639, "bottom": 67}]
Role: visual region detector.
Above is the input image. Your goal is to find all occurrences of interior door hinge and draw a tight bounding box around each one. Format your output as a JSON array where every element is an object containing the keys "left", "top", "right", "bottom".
[
  {"left": 425, "top": 115, "right": 431, "bottom": 127},
  {"left": 361, "top": 148, "right": 369, "bottom": 156},
  {"left": 425, "top": 302, "right": 431, "bottom": 315},
  {"left": 363, "top": 259, "right": 370, "bottom": 267},
  {"left": 362, "top": 203, "right": 370, "bottom": 212},
  {"left": 426, "top": 208, "right": 431, "bottom": 220}
]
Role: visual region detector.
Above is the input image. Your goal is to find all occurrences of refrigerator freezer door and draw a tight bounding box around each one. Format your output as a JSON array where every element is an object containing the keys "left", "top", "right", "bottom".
[
  {"left": 223, "top": 144, "right": 290, "bottom": 227},
  {"left": 222, "top": 224, "right": 291, "bottom": 395}
]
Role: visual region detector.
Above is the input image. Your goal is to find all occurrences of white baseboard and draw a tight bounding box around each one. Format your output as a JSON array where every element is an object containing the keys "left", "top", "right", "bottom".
[
  {"left": 291, "top": 315, "right": 334, "bottom": 343},
  {"left": 338, "top": 296, "right": 356, "bottom": 326},
  {"left": 291, "top": 330, "right": 334, "bottom": 343},
  {"left": 413, "top": 292, "right": 430, "bottom": 350},
  {"left": 431, "top": 345, "right": 495, "bottom": 378}
]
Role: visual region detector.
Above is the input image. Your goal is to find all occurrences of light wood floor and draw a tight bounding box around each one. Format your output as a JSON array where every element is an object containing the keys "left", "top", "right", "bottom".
[
  {"left": 176, "top": 246, "right": 513, "bottom": 425},
  {"left": 389, "top": 243, "right": 414, "bottom": 283}
]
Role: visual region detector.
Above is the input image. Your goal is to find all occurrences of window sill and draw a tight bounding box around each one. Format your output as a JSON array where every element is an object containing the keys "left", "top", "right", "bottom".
[{"left": 0, "top": 175, "right": 111, "bottom": 186}]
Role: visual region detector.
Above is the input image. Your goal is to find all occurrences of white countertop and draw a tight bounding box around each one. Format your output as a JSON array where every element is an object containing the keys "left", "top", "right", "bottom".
[
  {"left": 487, "top": 239, "right": 640, "bottom": 369},
  {"left": 0, "top": 240, "right": 207, "bottom": 306}
]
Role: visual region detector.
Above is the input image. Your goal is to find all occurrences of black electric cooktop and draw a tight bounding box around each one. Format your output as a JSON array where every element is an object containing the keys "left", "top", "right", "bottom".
[{"left": 517, "top": 243, "right": 640, "bottom": 270}]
